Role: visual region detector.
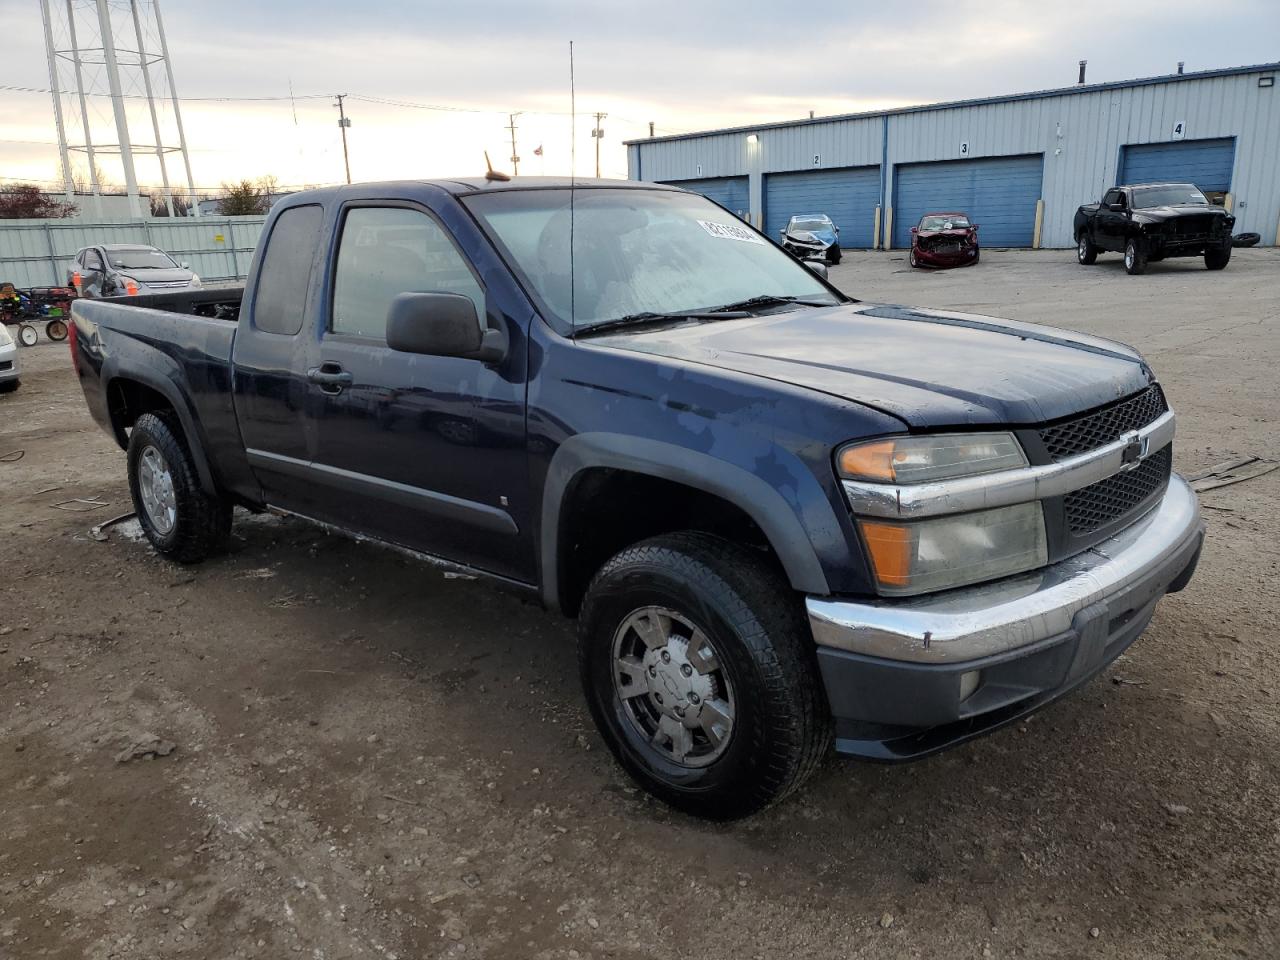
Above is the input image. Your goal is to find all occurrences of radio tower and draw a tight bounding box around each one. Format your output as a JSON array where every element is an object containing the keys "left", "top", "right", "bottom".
[{"left": 37, "top": 0, "right": 200, "bottom": 219}]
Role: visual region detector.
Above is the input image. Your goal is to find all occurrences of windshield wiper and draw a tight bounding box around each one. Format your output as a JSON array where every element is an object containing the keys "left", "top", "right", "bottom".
[
  {"left": 708, "top": 294, "right": 837, "bottom": 313},
  {"left": 576, "top": 309, "right": 750, "bottom": 337}
]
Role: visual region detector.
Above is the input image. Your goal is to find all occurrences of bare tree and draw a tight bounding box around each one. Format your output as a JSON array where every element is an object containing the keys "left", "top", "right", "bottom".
[{"left": 0, "top": 183, "right": 78, "bottom": 219}]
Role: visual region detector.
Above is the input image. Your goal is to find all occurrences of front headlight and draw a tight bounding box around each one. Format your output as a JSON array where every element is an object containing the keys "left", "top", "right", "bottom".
[
  {"left": 838, "top": 433, "right": 1046, "bottom": 596},
  {"left": 858, "top": 502, "right": 1047, "bottom": 596},
  {"left": 837, "top": 432, "right": 1027, "bottom": 484},
  {"left": 0, "top": 325, "right": 12, "bottom": 346},
  {"left": 190, "top": 274, "right": 202, "bottom": 288}
]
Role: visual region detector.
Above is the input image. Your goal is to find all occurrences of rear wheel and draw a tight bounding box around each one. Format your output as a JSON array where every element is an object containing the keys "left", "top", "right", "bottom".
[
  {"left": 127, "top": 412, "right": 232, "bottom": 563},
  {"left": 578, "top": 532, "right": 830, "bottom": 820},
  {"left": 1124, "top": 237, "right": 1147, "bottom": 275},
  {"left": 1205, "top": 243, "right": 1231, "bottom": 270},
  {"left": 1076, "top": 232, "right": 1098, "bottom": 265}
]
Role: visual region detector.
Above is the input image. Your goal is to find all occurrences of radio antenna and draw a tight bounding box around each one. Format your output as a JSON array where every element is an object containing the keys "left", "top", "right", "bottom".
[{"left": 569, "top": 39, "right": 577, "bottom": 334}]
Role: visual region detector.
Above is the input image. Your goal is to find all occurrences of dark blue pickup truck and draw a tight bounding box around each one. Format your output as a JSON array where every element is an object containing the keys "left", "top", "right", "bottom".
[{"left": 70, "top": 177, "right": 1204, "bottom": 819}]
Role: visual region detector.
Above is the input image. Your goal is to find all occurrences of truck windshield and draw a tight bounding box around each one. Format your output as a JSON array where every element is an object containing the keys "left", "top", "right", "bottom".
[
  {"left": 463, "top": 188, "right": 840, "bottom": 331},
  {"left": 107, "top": 248, "right": 179, "bottom": 270},
  {"left": 1130, "top": 185, "right": 1209, "bottom": 209}
]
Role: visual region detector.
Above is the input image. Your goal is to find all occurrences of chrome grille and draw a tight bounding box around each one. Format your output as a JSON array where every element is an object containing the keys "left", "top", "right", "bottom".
[
  {"left": 1038, "top": 385, "right": 1167, "bottom": 462},
  {"left": 1064, "top": 446, "right": 1172, "bottom": 534}
]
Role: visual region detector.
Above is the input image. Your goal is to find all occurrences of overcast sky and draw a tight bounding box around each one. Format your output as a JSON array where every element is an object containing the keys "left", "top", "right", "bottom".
[{"left": 1, "top": 0, "right": 1278, "bottom": 194}]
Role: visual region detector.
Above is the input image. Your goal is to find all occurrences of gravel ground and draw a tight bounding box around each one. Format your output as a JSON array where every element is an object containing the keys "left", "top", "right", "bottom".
[{"left": 1, "top": 247, "right": 1277, "bottom": 959}]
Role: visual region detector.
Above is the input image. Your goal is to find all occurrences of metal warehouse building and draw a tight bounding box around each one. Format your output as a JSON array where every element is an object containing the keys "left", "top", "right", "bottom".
[{"left": 626, "top": 62, "right": 1280, "bottom": 249}]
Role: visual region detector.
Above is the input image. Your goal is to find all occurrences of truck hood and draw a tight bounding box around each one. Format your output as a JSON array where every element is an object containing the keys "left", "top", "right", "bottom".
[
  {"left": 1132, "top": 204, "right": 1231, "bottom": 225},
  {"left": 588, "top": 302, "right": 1152, "bottom": 428}
]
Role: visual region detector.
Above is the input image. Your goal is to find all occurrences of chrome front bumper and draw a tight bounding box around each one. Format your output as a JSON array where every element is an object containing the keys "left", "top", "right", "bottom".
[{"left": 808, "top": 474, "right": 1204, "bottom": 665}]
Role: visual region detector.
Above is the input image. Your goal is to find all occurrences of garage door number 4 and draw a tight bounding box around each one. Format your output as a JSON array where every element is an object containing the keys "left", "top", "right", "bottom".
[{"left": 1172, "top": 121, "right": 1186, "bottom": 141}]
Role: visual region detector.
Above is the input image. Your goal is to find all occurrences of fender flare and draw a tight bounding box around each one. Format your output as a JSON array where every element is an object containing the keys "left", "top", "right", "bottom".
[
  {"left": 102, "top": 358, "right": 220, "bottom": 496},
  {"left": 540, "top": 432, "right": 834, "bottom": 611}
]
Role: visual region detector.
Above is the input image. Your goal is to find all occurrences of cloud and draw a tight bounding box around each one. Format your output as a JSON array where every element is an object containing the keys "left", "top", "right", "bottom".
[{"left": 2, "top": 0, "right": 1277, "bottom": 189}]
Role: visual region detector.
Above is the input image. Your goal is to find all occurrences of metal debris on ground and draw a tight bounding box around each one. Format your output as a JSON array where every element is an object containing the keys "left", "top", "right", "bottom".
[
  {"left": 1188, "top": 455, "right": 1279, "bottom": 493},
  {"left": 115, "top": 735, "right": 177, "bottom": 763},
  {"left": 1110, "top": 676, "right": 1147, "bottom": 686},
  {"left": 51, "top": 495, "right": 110, "bottom": 512},
  {"left": 89, "top": 511, "right": 137, "bottom": 542},
  {"left": 0, "top": 449, "right": 25, "bottom": 462}
]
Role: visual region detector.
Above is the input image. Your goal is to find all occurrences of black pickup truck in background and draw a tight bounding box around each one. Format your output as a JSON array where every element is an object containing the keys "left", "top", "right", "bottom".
[
  {"left": 70, "top": 177, "right": 1205, "bottom": 819},
  {"left": 1074, "top": 182, "right": 1235, "bottom": 275}
]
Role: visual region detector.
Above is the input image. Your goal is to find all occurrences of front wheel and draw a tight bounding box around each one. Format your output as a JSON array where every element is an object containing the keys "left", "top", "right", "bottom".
[
  {"left": 1205, "top": 244, "right": 1231, "bottom": 270},
  {"left": 578, "top": 533, "right": 830, "bottom": 820},
  {"left": 1124, "top": 237, "right": 1148, "bottom": 275},
  {"left": 1077, "top": 232, "right": 1098, "bottom": 265},
  {"left": 908, "top": 248, "right": 920, "bottom": 268},
  {"left": 127, "top": 412, "right": 232, "bottom": 563},
  {"left": 827, "top": 245, "right": 842, "bottom": 265}
]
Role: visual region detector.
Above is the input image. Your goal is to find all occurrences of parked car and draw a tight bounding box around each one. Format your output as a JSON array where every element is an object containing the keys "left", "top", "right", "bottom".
[
  {"left": 67, "top": 243, "right": 202, "bottom": 298},
  {"left": 908, "top": 212, "right": 979, "bottom": 268},
  {"left": 1074, "top": 183, "right": 1234, "bottom": 275},
  {"left": 780, "top": 214, "right": 841, "bottom": 264},
  {"left": 0, "top": 322, "right": 19, "bottom": 392},
  {"left": 70, "top": 177, "right": 1204, "bottom": 820}
]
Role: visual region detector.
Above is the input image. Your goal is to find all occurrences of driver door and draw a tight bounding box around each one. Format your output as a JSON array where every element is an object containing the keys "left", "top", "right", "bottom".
[
  {"left": 305, "top": 200, "right": 535, "bottom": 582},
  {"left": 1096, "top": 190, "right": 1127, "bottom": 251}
]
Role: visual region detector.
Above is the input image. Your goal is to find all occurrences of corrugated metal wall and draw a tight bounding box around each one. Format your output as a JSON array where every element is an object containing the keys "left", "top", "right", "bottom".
[
  {"left": 0, "top": 216, "right": 267, "bottom": 287},
  {"left": 629, "top": 66, "right": 1280, "bottom": 247}
]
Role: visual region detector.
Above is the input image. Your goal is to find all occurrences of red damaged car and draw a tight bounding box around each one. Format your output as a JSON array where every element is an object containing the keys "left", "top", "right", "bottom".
[{"left": 908, "top": 212, "right": 980, "bottom": 268}]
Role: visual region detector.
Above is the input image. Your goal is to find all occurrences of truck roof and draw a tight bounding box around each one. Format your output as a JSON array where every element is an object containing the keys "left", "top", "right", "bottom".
[{"left": 280, "top": 177, "right": 675, "bottom": 204}]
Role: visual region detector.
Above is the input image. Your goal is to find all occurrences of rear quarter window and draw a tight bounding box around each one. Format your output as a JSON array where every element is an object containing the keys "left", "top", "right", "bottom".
[{"left": 252, "top": 205, "right": 324, "bottom": 336}]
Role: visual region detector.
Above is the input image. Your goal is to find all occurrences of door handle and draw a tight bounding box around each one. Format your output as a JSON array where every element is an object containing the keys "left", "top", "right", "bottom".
[{"left": 307, "top": 364, "right": 353, "bottom": 395}]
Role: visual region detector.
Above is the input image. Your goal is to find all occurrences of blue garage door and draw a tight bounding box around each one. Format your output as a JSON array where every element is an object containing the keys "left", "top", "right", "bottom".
[
  {"left": 893, "top": 154, "right": 1044, "bottom": 248},
  {"left": 1119, "top": 138, "right": 1235, "bottom": 193},
  {"left": 659, "top": 177, "right": 749, "bottom": 218},
  {"left": 764, "top": 167, "right": 880, "bottom": 248}
]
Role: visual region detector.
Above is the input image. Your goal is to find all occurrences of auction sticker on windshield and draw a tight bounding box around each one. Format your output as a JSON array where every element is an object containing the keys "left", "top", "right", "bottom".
[{"left": 697, "top": 220, "right": 765, "bottom": 245}]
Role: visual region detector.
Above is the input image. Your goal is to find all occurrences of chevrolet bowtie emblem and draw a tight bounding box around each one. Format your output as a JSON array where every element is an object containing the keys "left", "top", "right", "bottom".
[{"left": 1120, "top": 431, "right": 1147, "bottom": 467}]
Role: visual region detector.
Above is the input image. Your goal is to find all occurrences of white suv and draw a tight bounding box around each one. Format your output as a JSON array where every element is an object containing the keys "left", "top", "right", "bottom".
[{"left": 0, "top": 323, "right": 19, "bottom": 392}]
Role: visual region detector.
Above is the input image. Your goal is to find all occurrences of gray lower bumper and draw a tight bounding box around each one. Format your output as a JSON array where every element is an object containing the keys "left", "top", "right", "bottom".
[{"left": 807, "top": 475, "right": 1204, "bottom": 759}]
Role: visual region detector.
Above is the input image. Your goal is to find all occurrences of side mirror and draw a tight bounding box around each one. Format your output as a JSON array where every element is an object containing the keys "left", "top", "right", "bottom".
[
  {"left": 803, "top": 259, "right": 828, "bottom": 279},
  {"left": 1108, "top": 202, "right": 1126, "bottom": 212},
  {"left": 834, "top": 226, "right": 840, "bottom": 234},
  {"left": 910, "top": 226, "right": 918, "bottom": 233},
  {"left": 386, "top": 292, "right": 507, "bottom": 364},
  {"left": 180, "top": 261, "right": 190, "bottom": 269}
]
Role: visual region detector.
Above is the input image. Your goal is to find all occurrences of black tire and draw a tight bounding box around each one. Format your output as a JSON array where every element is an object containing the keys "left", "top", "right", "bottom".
[
  {"left": 971, "top": 247, "right": 981, "bottom": 265},
  {"left": 1205, "top": 243, "right": 1231, "bottom": 270},
  {"left": 1232, "top": 232, "right": 1260, "bottom": 248},
  {"left": 578, "top": 532, "right": 830, "bottom": 820},
  {"left": 908, "top": 248, "right": 920, "bottom": 268},
  {"left": 127, "top": 411, "right": 232, "bottom": 563},
  {"left": 1076, "top": 232, "right": 1098, "bottom": 265},
  {"left": 0, "top": 379, "right": 18, "bottom": 393},
  {"left": 45, "top": 319, "right": 68, "bottom": 342},
  {"left": 1124, "top": 237, "right": 1147, "bottom": 275},
  {"left": 17, "top": 324, "right": 38, "bottom": 347},
  {"left": 827, "top": 245, "right": 842, "bottom": 265}
]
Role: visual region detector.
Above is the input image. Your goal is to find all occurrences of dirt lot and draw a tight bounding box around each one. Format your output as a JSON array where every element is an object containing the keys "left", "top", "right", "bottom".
[{"left": 2, "top": 247, "right": 1278, "bottom": 959}]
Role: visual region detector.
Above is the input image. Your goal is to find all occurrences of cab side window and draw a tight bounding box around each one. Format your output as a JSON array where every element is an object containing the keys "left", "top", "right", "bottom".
[
  {"left": 84, "top": 249, "right": 104, "bottom": 271},
  {"left": 252, "top": 204, "right": 324, "bottom": 336},
  {"left": 1103, "top": 189, "right": 1124, "bottom": 208},
  {"left": 331, "top": 207, "right": 484, "bottom": 340}
]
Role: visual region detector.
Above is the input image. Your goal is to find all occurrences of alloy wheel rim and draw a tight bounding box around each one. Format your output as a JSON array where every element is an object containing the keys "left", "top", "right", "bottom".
[
  {"left": 611, "top": 606, "right": 735, "bottom": 767},
  {"left": 1078, "top": 237, "right": 1087, "bottom": 260},
  {"left": 1125, "top": 245, "right": 1134, "bottom": 268},
  {"left": 138, "top": 445, "right": 177, "bottom": 534}
]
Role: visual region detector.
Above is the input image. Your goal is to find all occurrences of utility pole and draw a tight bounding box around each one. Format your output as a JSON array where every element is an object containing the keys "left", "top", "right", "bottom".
[
  {"left": 590, "top": 112, "right": 607, "bottom": 178},
  {"left": 334, "top": 93, "right": 352, "bottom": 184},
  {"left": 507, "top": 112, "right": 522, "bottom": 176}
]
